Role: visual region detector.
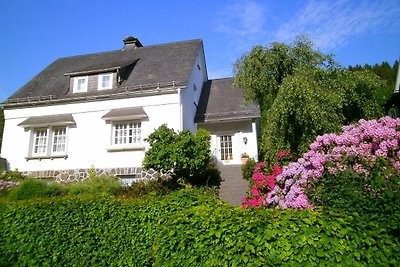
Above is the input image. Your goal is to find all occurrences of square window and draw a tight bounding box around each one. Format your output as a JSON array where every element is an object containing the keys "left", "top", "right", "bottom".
[
  {"left": 73, "top": 76, "right": 88, "bottom": 93},
  {"left": 98, "top": 73, "right": 113, "bottom": 90},
  {"left": 52, "top": 127, "right": 67, "bottom": 154},
  {"left": 112, "top": 121, "right": 141, "bottom": 146},
  {"left": 33, "top": 128, "right": 48, "bottom": 155}
]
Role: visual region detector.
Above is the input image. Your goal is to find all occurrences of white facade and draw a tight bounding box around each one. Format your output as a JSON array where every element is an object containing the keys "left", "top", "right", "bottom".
[{"left": 2, "top": 91, "right": 183, "bottom": 172}]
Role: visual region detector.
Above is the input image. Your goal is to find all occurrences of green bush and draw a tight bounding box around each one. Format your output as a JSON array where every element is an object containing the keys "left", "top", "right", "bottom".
[
  {"left": 187, "top": 164, "right": 221, "bottom": 187},
  {"left": 0, "top": 189, "right": 398, "bottom": 266},
  {"left": 67, "top": 175, "right": 122, "bottom": 196},
  {"left": 7, "top": 179, "right": 66, "bottom": 200},
  {"left": 241, "top": 158, "right": 257, "bottom": 180},
  {"left": 307, "top": 159, "right": 400, "bottom": 226},
  {"left": 143, "top": 124, "right": 212, "bottom": 185},
  {"left": 116, "top": 177, "right": 178, "bottom": 199}
]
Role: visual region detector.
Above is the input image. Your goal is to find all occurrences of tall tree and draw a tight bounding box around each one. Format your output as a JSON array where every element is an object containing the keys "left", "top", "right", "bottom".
[{"left": 234, "top": 36, "right": 385, "bottom": 159}]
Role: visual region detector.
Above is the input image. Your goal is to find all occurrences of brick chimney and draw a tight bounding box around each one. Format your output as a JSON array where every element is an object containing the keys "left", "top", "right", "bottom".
[{"left": 122, "top": 36, "right": 143, "bottom": 50}]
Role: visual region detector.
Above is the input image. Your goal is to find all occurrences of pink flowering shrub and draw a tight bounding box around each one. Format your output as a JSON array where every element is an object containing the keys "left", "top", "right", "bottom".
[
  {"left": 267, "top": 116, "right": 400, "bottom": 209},
  {"left": 242, "top": 151, "right": 291, "bottom": 208}
]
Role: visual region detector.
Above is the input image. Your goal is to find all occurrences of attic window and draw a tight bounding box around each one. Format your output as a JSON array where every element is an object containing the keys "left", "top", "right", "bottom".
[
  {"left": 98, "top": 73, "right": 113, "bottom": 90},
  {"left": 73, "top": 76, "right": 88, "bottom": 93}
]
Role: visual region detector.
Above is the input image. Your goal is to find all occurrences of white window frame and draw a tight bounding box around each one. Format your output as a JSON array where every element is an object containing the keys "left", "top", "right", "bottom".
[
  {"left": 32, "top": 128, "right": 49, "bottom": 157},
  {"left": 73, "top": 76, "right": 88, "bottom": 93},
  {"left": 29, "top": 126, "right": 69, "bottom": 158},
  {"left": 51, "top": 127, "right": 68, "bottom": 156},
  {"left": 107, "top": 120, "right": 144, "bottom": 151},
  {"left": 98, "top": 73, "right": 113, "bottom": 90}
]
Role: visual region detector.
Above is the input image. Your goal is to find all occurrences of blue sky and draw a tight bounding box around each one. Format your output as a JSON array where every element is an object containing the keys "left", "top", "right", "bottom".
[{"left": 1, "top": 0, "right": 399, "bottom": 102}]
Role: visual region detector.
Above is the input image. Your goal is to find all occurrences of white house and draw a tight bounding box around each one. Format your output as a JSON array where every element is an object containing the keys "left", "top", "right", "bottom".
[{"left": 1, "top": 37, "right": 259, "bottom": 182}]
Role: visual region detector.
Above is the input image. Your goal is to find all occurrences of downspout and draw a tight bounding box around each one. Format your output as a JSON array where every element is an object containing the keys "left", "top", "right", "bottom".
[{"left": 177, "top": 88, "right": 183, "bottom": 131}]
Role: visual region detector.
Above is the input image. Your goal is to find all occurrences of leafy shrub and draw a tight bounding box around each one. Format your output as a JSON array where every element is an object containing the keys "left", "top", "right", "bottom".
[
  {"left": 143, "top": 125, "right": 212, "bottom": 185},
  {"left": 7, "top": 179, "right": 66, "bottom": 200},
  {"left": 67, "top": 175, "right": 122, "bottom": 196},
  {"left": 308, "top": 161, "right": 400, "bottom": 216},
  {"left": 241, "top": 158, "right": 257, "bottom": 181},
  {"left": 0, "top": 189, "right": 399, "bottom": 266},
  {"left": 0, "top": 168, "right": 24, "bottom": 181},
  {"left": 187, "top": 164, "right": 221, "bottom": 187},
  {"left": 116, "top": 177, "right": 178, "bottom": 199}
]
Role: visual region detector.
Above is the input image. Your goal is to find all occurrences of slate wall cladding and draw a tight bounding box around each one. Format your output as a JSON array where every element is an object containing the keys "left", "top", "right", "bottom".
[
  {"left": 22, "top": 167, "right": 141, "bottom": 183},
  {"left": 21, "top": 167, "right": 172, "bottom": 183}
]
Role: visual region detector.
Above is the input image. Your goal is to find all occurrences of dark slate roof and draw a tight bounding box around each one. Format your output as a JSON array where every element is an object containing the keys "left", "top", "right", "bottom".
[
  {"left": 195, "top": 78, "right": 260, "bottom": 122},
  {"left": 6, "top": 39, "right": 202, "bottom": 106}
]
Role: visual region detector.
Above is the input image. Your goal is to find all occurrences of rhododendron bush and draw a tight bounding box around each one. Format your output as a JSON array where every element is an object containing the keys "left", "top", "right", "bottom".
[
  {"left": 242, "top": 152, "right": 291, "bottom": 208},
  {"left": 244, "top": 116, "right": 400, "bottom": 210}
]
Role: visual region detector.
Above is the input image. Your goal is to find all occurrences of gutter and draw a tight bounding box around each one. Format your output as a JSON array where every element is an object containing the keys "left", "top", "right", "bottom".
[{"left": 3, "top": 81, "right": 185, "bottom": 109}]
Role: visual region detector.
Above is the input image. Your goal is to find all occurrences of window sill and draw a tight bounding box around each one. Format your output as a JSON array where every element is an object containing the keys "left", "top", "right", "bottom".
[
  {"left": 25, "top": 155, "right": 68, "bottom": 161},
  {"left": 106, "top": 145, "right": 145, "bottom": 152}
]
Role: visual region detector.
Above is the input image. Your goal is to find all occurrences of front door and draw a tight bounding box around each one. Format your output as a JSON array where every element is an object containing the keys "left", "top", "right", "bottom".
[{"left": 219, "top": 135, "right": 233, "bottom": 163}]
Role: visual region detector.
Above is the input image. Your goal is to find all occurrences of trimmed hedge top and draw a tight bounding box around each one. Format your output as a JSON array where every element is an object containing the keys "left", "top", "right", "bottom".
[{"left": 0, "top": 189, "right": 399, "bottom": 266}]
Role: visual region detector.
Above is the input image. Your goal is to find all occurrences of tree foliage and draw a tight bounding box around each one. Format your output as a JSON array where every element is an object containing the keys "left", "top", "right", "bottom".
[
  {"left": 233, "top": 36, "right": 335, "bottom": 114},
  {"left": 143, "top": 125, "right": 213, "bottom": 184},
  {"left": 349, "top": 60, "right": 399, "bottom": 116},
  {"left": 348, "top": 60, "right": 399, "bottom": 104},
  {"left": 233, "top": 36, "right": 385, "bottom": 158}
]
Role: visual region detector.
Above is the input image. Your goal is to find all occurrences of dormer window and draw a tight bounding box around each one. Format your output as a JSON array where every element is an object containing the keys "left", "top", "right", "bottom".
[
  {"left": 73, "top": 76, "right": 88, "bottom": 93},
  {"left": 98, "top": 73, "right": 113, "bottom": 90}
]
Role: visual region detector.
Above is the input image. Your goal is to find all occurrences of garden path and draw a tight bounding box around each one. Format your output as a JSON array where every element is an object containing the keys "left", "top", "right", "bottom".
[{"left": 218, "top": 164, "right": 248, "bottom": 206}]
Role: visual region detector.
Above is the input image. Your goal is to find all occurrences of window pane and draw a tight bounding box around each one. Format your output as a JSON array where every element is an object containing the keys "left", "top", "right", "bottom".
[
  {"left": 33, "top": 129, "right": 48, "bottom": 154},
  {"left": 52, "top": 127, "right": 67, "bottom": 153},
  {"left": 113, "top": 121, "right": 141, "bottom": 145},
  {"left": 77, "top": 78, "right": 86, "bottom": 90},
  {"left": 220, "top": 135, "right": 232, "bottom": 160},
  {"left": 102, "top": 75, "right": 110, "bottom": 88}
]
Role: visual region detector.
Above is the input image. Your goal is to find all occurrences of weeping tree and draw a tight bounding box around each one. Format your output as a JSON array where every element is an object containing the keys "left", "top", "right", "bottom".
[{"left": 234, "top": 36, "right": 385, "bottom": 159}]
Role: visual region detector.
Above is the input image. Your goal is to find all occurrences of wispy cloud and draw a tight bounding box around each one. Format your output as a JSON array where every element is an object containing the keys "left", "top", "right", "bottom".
[
  {"left": 275, "top": 0, "right": 400, "bottom": 51},
  {"left": 212, "top": 0, "right": 400, "bottom": 78},
  {"left": 215, "top": 0, "right": 267, "bottom": 50}
]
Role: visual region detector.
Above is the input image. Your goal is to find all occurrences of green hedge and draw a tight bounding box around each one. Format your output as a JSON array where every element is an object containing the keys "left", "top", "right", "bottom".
[{"left": 0, "top": 189, "right": 399, "bottom": 266}]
